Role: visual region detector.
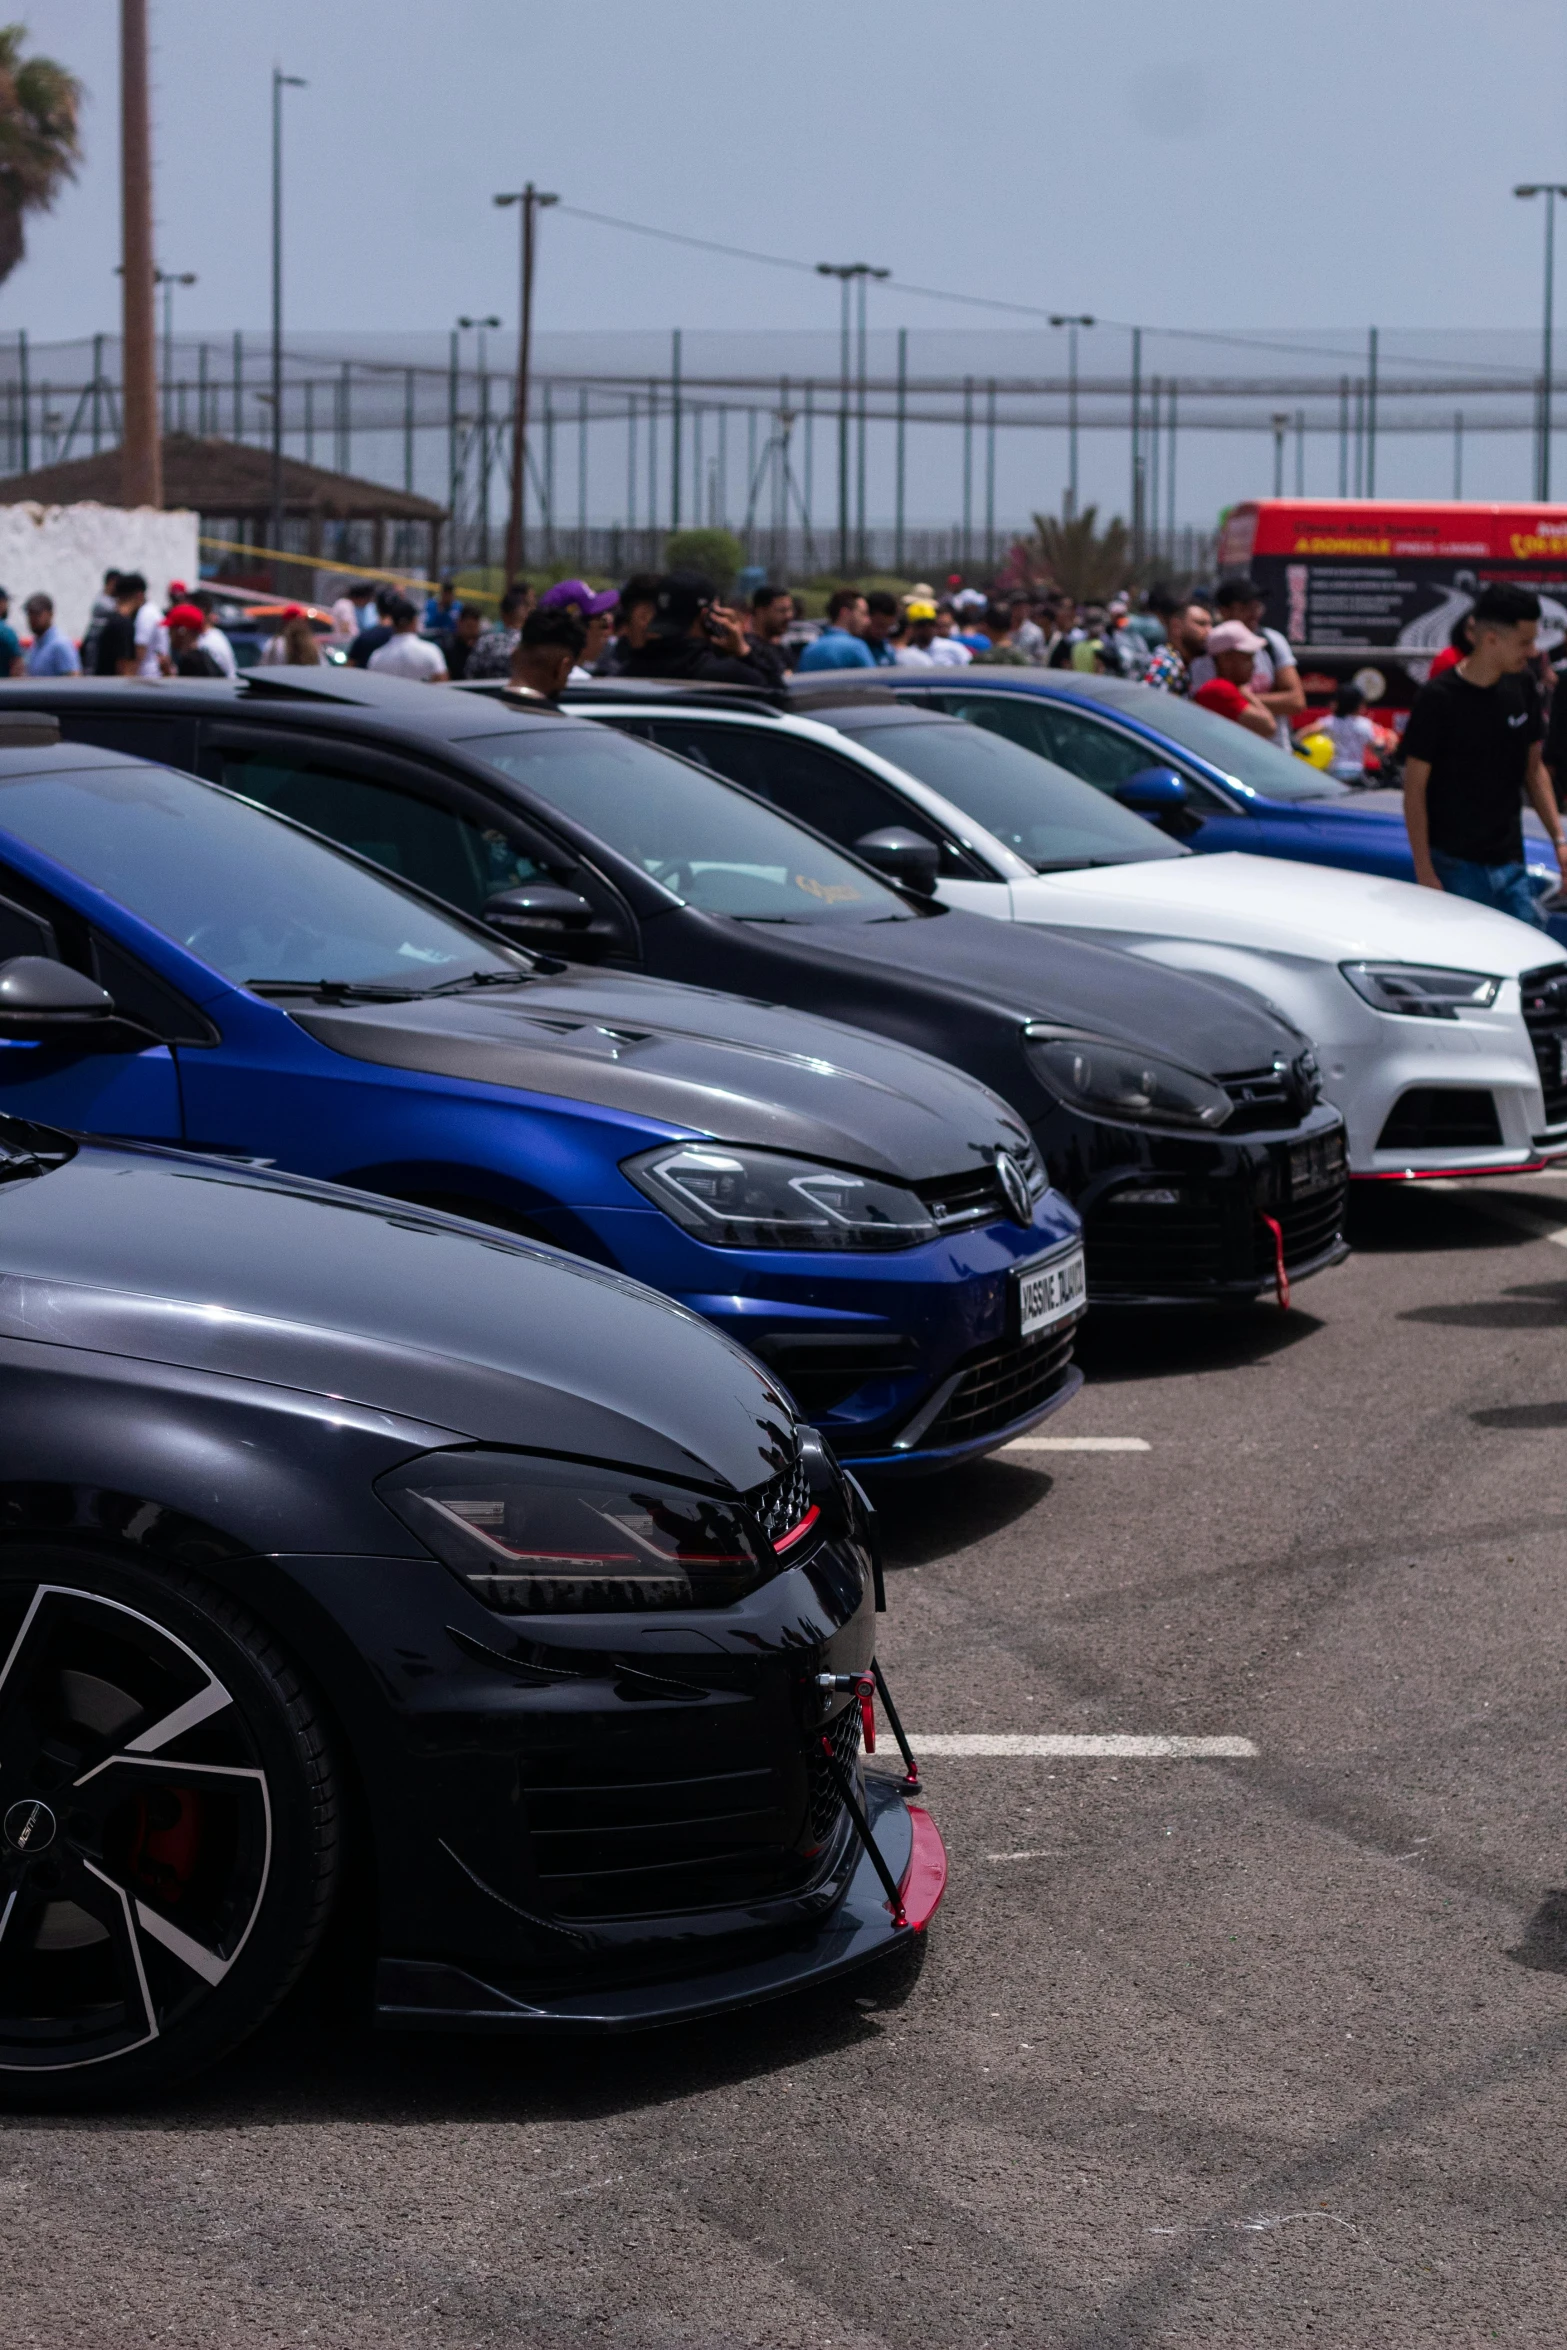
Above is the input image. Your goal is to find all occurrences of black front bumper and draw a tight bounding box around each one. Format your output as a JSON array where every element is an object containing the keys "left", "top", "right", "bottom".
[
  {"left": 1039, "top": 1101, "right": 1350, "bottom": 1304},
  {"left": 373, "top": 1775, "right": 942, "bottom": 2033}
]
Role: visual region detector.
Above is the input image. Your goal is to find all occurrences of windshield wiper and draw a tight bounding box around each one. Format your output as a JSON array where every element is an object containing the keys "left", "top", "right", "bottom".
[
  {"left": 246, "top": 979, "right": 423, "bottom": 1001},
  {"left": 424, "top": 968, "right": 536, "bottom": 997}
]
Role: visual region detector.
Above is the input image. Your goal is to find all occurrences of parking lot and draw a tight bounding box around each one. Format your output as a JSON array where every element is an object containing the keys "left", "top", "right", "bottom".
[{"left": 1, "top": 1175, "right": 1563, "bottom": 2347}]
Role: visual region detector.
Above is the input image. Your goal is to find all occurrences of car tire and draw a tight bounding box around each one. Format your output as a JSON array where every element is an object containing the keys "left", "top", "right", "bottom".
[{"left": 0, "top": 1547, "right": 339, "bottom": 2107}]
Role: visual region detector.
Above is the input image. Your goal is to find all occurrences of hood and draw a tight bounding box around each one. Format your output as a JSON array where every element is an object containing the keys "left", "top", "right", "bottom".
[
  {"left": 289, "top": 965, "right": 1035, "bottom": 1181},
  {"left": 1017, "top": 852, "right": 1567, "bottom": 978},
  {"left": 0, "top": 1145, "right": 796, "bottom": 1492},
  {"left": 748, "top": 902, "right": 1306, "bottom": 1069}
]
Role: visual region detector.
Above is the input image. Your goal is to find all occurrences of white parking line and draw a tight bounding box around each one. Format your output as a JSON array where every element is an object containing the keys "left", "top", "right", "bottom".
[
  {"left": 903, "top": 1734, "right": 1258, "bottom": 1759},
  {"left": 1001, "top": 1436, "right": 1151, "bottom": 1452}
]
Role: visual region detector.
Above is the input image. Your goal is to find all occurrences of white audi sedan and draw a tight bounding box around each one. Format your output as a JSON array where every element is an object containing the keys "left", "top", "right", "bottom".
[{"left": 572, "top": 688, "right": 1567, "bottom": 1183}]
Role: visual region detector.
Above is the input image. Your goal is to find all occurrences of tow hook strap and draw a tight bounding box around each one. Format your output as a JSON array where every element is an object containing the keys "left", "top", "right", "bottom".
[{"left": 1259, "top": 1213, "right": 1291, "bottom": 1311}]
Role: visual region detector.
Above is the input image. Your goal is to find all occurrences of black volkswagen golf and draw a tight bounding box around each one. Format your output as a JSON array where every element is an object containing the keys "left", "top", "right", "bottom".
[
  {"left": 0, "top": 1114, "right": 939, "bottom": 2104},
  {"left": 3, "top": 675, "right": 1350, "bottom": 1306}
]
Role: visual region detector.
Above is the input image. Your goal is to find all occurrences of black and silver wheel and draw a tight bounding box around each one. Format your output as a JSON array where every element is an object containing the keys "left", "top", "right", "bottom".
[{"left": 0, "top": 1552, "right": 338, "bottom": 2105}]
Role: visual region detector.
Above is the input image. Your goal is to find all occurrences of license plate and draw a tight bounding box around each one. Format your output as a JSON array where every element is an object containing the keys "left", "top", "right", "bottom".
[
  {"left": 1289, "top": 1132, "right": 1346, "bottom": 1198},
  {"left": 1014, "top": 1245, "right": 1087, "bottom": 1337}
]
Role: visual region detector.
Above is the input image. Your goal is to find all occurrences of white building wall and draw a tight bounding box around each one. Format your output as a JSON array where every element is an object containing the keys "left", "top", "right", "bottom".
[{"left": 0, "top": 504, "right": 200, "bottom": 639}]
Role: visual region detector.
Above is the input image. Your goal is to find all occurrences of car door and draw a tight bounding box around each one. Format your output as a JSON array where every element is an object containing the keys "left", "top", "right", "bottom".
[
  {"left": 919, "top": 692, "right": 1254, "bottom": 852},
  {"left": 196, "top": 725, "right": 638, "bottom": 960},
  {"left": 0, "top": 858, "right": 190, "bottom": 1140},
  {"left": 613, "top": 714, "right": 996, "bottom": 891}
]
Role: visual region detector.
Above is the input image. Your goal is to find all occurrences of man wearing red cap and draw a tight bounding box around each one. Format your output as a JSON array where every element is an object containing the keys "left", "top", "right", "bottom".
[{"left": 162, "top": 603, "right": 226, "bottom": 677}]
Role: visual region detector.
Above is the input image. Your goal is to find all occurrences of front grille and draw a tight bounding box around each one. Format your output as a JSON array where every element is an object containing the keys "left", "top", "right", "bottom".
[
  {"left": 753, "top": 1333, "right": 918, "bottom": 1418},
  {"left": 1252, "top": 1185, "right": 1347, "bottom": 1277},
  {"left": 523, "top": 1754, "right": 806, "bottom": 1918},
  {"left": 1520, "top": 963, "right": 1567, "bottom": 1125},
  {"left": 914, "top": 1166, "right": 1004, "bottom": 1229},
  {"left": 1085, "top": 1156, "right": 1347, "bottom": 1297},
  {"left": 749, "top": 1453, "right": 810, "bottom": 1545},
  {"left": 804, "top": 1701, "right": 862, "bottom": 1847},
  {"left": 1218, "top": 1059, "right": 1311, "bottom": 1133},
  {"left": 1377, "top": 1087, "right": 1502, "bottom": 1152},
  {"left": 922, "top": 1322, "right": 1080, "bottom": 1447}
]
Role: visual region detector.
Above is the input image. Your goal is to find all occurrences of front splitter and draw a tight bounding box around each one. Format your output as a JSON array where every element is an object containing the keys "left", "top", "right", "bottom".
[{"left": 374, "top": 1777, "right": 946, "bottom": 2036}]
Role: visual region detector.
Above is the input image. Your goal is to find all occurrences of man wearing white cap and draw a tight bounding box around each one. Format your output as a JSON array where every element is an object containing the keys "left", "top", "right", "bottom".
[{"left": 1190, "top": 620, "right": 1277, "bottom": 739}]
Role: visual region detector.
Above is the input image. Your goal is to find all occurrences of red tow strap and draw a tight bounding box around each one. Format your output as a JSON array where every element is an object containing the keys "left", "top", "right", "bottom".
[{"left": 1259, "top": 1214, "right": 1290, "bottom": 1311}]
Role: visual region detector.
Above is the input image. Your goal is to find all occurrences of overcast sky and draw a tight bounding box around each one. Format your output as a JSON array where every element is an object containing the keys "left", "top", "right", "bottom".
[{"left": 11, "top": 0, "right": 1567, "bottom": 526}]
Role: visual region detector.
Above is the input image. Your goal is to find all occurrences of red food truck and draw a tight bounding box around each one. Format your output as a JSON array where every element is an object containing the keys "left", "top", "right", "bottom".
[{"left": 1215, "top": 497, "right": 1567, "bottom": 722}]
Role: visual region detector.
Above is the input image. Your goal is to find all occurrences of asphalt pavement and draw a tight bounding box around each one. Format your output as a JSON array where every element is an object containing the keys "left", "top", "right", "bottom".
[{"left": 8, "top": 1175, "right": 1567, "bottom": 2348}]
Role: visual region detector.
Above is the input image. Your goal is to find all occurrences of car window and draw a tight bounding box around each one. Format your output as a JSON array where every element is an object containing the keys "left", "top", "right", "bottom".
[
  {"left": 1078, "top": 685, "right": 1356, "bottom": 803},
  {"left": 457, "top": 723, "right": 913, "bottom": 922},
  {"left": 211, "top": 744, "right": 545, "bottom": 919},
  {"left": 632, "top": 716, "right": 990, "bottom": 877},
  {"left": 0, "top": 762, "right": 520, "bottom": 990},
  {"left": 957, "top": 698, "right": 1229, "bottom": 816},
  {"left": 853, "top": 719, "right": 1185, "bottom": 870}
]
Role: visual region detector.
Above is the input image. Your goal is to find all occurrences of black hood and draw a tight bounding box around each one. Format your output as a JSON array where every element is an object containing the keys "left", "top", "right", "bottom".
[
  {"left": 289, "top": 965, "right": 1037, "bottom": 1180},
  {"left": 0, "top": 1143, "right": 796, "bottom": 1491},
  {"left": 754, "top": 903, "right": 1305, "bottom": 1074}
]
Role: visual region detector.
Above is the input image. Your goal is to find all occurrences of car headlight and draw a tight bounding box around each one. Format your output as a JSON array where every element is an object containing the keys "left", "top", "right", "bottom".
[
  {"left": 1024, "top": 1025, "right": 1232, "bottom": 1131},
  {"left": 377, "top": 1450, "right": 785, "bottom": 1614},
  {"left": 1340, "top": 963, "right": 1503, "bottom": 1018},
  {"left": 622, "top": 1143, "right": 937, "bottom": 1250}
]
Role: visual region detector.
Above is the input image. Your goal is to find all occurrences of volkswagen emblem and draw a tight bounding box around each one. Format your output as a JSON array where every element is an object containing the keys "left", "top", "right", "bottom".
[
  {"left": 4, "top": 1798, "right": 56, "bottom": 1854},
  {"left": 994, "top": 1150, "right": 1033, "bottom": 1226}
]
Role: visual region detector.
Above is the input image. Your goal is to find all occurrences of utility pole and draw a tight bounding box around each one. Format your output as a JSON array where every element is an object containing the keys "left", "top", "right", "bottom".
[
  {"left": 1050, "top": 314, "right": 1094, "bottom": 523},
  {"left": 120, "top": 0, "right": 160, "bottom": 506},
  {"left": 1366, "top": 326, "right": 1379, "bottom": 497},
  {"left": 817, "top": 262, "right": 887, "bottom": 575},
  {"left": 156, "top": 270, "right": 195, "bottom": 432},
  {"left": 1271, "top": 411, "right": 1289, "bottom": 497},
  {"left": 270, "top": 67, "right": 306, "bottom": 562},
  {"left": 1515, "top": 185, "right": 1567, "bottom": 497},
  {"left": 458, "top": 316, "right": 501, "bottom": 567},
  {"left": 495, "top": 183, "right": 558, "bottom": 578}
]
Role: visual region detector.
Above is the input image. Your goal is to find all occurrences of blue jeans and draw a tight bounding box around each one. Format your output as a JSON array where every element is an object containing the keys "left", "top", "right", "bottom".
[{"left": 1429, "top": 851, "right": 1544, "bottom": 926}]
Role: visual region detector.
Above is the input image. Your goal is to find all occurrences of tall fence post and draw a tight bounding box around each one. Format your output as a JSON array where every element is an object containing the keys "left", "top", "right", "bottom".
[
  {"left": 627, "top": 391, "right": 638, "bottom": 544},
  {"left": 578, "top": 385, "right": 588, "bottom": 563},
  {"left": 232, "top": 330, "right": 243, "bottom": 443},
  {"left": 1366, "top": 326, "right": 1378, "bottom": 496},
  {"left": 403, "top": 367, "right": 414, "bottom": 495},
  {"left": 92, "top": 330, "right": 104, "bottom": 452},
  {"left": 961, "top": 374, "right": 973, "bottom": 571},
  {"left": 1338, "top": 376, "right": 1349, "bottom": 495},
  {"left": 894, "top": 327, "right": 907, "bottom": 576},
  {"left": 670, "top": 329, "right": 682, "bottom": 532},
  {"left": 984, "top": 376, "right": 997, "bottom": 570},
  {"left": 1130, "top": 326, "right": 1143, "bottom": 565}
]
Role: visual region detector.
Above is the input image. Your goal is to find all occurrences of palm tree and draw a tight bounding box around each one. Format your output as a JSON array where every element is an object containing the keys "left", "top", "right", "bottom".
[
  {"left": 1029, "top": 506, "right": 1135, "bottom": 604},
  {"left": 0, "top": 25, "right": 82, "bottom": 289}
]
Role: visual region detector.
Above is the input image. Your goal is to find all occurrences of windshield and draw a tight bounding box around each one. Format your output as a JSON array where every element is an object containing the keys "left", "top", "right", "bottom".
[
  {"left": 860, "top": 720, "right": 1186, "bottom": 870},
  {"left": 1080, "top": 683, "right": 1354, "bottom": 803},
  {"left": 458, "top": 723, "right": 912, "bottom": 921},
  {"left": 0, "top": 763, "right": 521, "bottom": 990}
]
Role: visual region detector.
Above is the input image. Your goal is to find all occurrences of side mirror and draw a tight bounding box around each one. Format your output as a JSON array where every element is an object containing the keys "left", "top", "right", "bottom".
[
  {"left": 482, "top": 882, "right": 595, "bottom": 951},
  {"left": 0, "top": 956, "right": 116, "bottom": 1036},
  {"left": 1114, "top": 766, "right": 1190, "bottom": 816},
  {"left": 852, "top": 826, "right": 940, "bottom": 897}
]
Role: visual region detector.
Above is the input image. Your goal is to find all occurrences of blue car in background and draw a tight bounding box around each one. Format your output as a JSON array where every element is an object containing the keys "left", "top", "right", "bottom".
[
  {"left": 865, "top": 670, "right": 1567, "bottom": 945},
  {"left": 0, "top": 733, "right": 1086, "bottom": 1474}
]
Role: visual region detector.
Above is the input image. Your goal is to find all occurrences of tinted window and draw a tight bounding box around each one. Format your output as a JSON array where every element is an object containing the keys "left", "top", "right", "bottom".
[
  {"left": 458, "top": 724, "right": 911, "bottom": 922},
  {"left": 642, "top": 719, "right": 913, "bottom": 842},
  {"left": 857, "top": 720, "right": 1185, "bottom": 869},
  {"left": 0, "top": 763, "right": 518, "bottom": 990},
  {"left": 944, "top": 696, "right": 1231, "bottom": 816},
  {"left": 213, "top": 745, "right": 545, "bottom": 917},
  {"left": 1067, "top": 684, "right": 1356, "bottom": 803}
]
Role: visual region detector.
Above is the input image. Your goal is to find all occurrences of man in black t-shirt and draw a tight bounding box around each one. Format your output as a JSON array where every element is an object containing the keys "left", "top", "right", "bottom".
[{"left": 1401, "top": 580, "right": 1567, "bottom": 925}]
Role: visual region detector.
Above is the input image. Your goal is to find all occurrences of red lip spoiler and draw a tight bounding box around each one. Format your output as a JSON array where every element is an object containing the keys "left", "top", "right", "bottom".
[{"left": 898, "top": 1805, "right": 948, "bottom": 1932}]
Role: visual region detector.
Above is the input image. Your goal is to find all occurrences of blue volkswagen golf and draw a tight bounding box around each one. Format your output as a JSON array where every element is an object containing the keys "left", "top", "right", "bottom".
[
  {"left": 0, "top": 731, "right": 1085, "bottom": 1473},
  {"left": 866, "top": 670, "right": 1567, "bottom": 937}
]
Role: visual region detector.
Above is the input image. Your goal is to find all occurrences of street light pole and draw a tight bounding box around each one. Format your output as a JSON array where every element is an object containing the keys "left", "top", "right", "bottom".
[
  {"left": 270, "top": 67, "right": 306, "bottom": 565},
  {"left": 495, "top": 184, "right": 559, "bottom": 579},
  {"left": 1515, "top": 184, "right": 1567, "bottom": 498},
  {"left": 817, "top": 262, "right": 888, "bottom": 575},
  {"left": 1050, "top": 314, "right": 1095, "bottom": 523},
  {"left": 1271, "top": 411, "right": 1290, "bottom": 497},
  {"left": 120, "top": 0, "right": 160, "bottom": 507},
  {"left": 458, "top": 315, "right": 501, "bottom": 569},
  {"left": 156, "top": 270, "right": 196, "bottom": 427}
]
